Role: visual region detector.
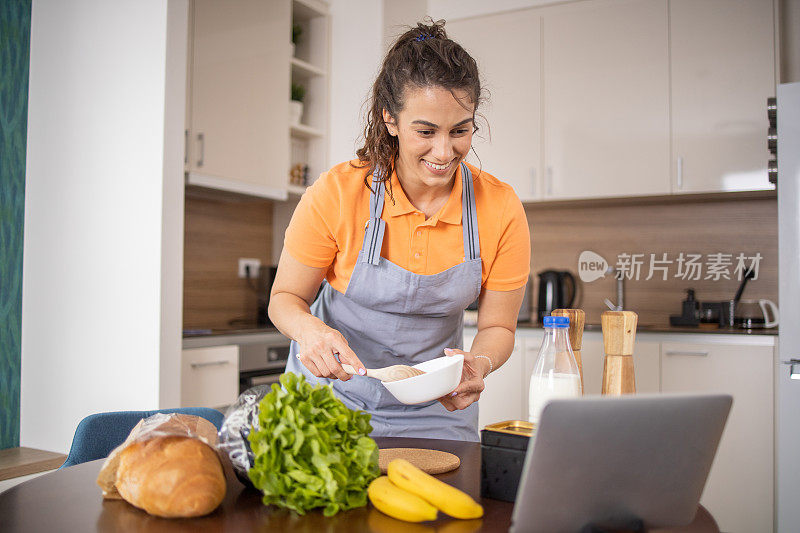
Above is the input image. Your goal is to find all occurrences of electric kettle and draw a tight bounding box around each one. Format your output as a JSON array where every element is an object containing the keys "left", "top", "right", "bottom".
[
  {"left": 536, "top": 270, "right": 576, "bottom": 323},
  {"left": 735, "top": 298, "right": 779, "bottom": 329}
]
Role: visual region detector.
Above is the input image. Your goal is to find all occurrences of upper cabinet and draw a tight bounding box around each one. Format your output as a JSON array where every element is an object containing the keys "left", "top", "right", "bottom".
[
  {"left": 185, "top": 0, "right": 330, "bottom": 200},
  {"left": 669, "top": 0, "right": 775, "bottom": 193},
  {"left": 444, "top": 0, "right": 776, "bottom": 202},
  {"left": 542, "top": 0, "right": 671, "bottom": 200},
  {"left": 447, "top": 10, "right": 543, "bottom": 202}
]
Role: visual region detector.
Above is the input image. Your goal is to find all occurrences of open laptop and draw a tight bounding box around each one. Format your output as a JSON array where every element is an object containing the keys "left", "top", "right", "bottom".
[{"left": 510, "top": 394, "right": 732, "bottom": 533}]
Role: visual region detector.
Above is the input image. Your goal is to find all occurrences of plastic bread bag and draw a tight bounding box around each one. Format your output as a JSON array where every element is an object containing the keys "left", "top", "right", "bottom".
[
  {"left": 217, "top": 384, "right": 272, "bottom": 488},
  {"left": 96, "top": 412, "right": 220, "bottom": 499}
]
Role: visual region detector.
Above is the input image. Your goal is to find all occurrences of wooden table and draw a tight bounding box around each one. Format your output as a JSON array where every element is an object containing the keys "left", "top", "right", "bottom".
[{"left": 0, "top": 437, "right": 717, "bottom": 532}]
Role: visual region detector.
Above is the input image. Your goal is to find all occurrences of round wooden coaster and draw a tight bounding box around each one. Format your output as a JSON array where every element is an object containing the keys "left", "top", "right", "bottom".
[{"left": 378, "top": 448, "right": 461, "bottom": 475}]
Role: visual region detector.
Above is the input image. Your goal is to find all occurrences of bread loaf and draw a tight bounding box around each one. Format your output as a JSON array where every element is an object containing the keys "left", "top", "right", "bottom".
[
  {"left": 96, "top": 413, "right": 225, "bottom": 518},
  {"left": 115, "top": 436, "right": 226, "bottom": 518}
]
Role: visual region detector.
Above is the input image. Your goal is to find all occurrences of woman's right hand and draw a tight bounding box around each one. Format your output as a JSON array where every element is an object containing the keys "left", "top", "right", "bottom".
[{"left": 295, "top": 321, "right": 366, "bottom": 381}]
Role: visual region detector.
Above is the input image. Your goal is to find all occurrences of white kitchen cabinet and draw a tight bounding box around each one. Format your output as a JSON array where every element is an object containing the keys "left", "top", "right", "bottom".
[
  {"left": 186, "top": 0, "right": 290, "bottom": 199},
  {"left": 522, "top": 332, "right": 545, "bottom": 419},
  {"left": 181, "top": 345, "right": 239, "bottom": 409},
  {"left": 479, "top": 341, "right": 525, "bottom": 429},
  {"left": 443, "top": 0, "right": 776, "bottom": 201},
  {"left": 446, "top": 10, "right": 542, "bottom": 202},
  {"left": 631, "top": 334, "right": 661, "bottom": 394},
  {"left": 541, "top": 0, "right": 671, "bottom": 200},
  {"left": 670, "top": 0, "right": 775, "bottom": 193},
  {"left": 465, "top": 330, "right": 528, "bottom": 428},
  {"left": 580, "top": 334, "right": 605, "bottom": 395},
  {"left": 661, "top": 339, "right": 774, "bottom": 533}
]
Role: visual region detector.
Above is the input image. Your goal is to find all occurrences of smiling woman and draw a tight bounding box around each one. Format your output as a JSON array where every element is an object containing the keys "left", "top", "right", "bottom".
[
  {"left": 269, "top": 20, "right": 531, "bottom": 442},
  {"left": 382, "top": 86, "right": 475, "bottom": 216}
]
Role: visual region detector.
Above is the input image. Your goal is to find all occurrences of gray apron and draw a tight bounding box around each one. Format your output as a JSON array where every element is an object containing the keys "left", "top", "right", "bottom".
[{"left": 285, "top": 162, "right": 483, "bottom": 441}]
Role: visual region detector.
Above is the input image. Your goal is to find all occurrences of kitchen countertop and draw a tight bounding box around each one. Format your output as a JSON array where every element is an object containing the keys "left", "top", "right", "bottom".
[
  {"left": 183, "top": 320, "right": 778, "bottom": 350},
  {"left": 182, "top": 327, "right": 290, "bottom": 349},
  {"left": 515, "top": 321, "right": 779, "bottom": 336}
]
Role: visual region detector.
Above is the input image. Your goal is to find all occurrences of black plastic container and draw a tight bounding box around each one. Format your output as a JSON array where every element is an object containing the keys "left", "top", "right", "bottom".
[{"left": 480, "top": 421, "right": 535, "bottom": 502}]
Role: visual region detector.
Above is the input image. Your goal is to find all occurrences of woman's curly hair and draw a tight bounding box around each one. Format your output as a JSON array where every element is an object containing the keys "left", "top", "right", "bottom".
[{"left": 354, "top": 19, "right": 485, "bottom": 201}]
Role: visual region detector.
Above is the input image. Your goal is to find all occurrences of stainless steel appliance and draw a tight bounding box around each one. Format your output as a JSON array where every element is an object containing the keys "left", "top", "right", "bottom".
[
  {"left": 238, "top": 335, "right": 291, "bottom": 393},
  {"left": 775, "top": 81, "right": 800, "bottom": 532}
]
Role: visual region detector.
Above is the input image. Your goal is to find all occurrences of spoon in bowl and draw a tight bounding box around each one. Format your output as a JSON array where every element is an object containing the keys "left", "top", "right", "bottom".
[{"left": 341, "top": 363, "right": 425, "bottom": 382}]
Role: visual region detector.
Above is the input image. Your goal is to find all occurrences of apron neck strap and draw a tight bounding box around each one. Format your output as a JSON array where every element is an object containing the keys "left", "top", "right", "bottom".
[
  {"left": 361, "top": 171, "right": 387, "bottom": 265},
  {"left": 361, "top": 164, "right": 480, "bottom": 265},
  {"left": 460, "top": 162, "right": 480, "bottom": 261}
]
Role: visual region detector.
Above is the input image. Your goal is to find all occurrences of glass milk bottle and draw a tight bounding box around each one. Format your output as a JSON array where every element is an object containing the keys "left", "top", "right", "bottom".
[{"left": 529, "top": 316, "right": 582, "bottom": 424}]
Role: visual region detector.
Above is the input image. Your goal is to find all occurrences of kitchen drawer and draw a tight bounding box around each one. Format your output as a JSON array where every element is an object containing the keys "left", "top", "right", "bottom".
[{"left": 181, "top": 345, "right": 239, "bottom": 409}]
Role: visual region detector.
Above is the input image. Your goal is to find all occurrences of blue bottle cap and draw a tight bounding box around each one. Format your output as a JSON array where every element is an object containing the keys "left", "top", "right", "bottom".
[{"left": 543, "top": 316, "right": 570, "bottom": 328}]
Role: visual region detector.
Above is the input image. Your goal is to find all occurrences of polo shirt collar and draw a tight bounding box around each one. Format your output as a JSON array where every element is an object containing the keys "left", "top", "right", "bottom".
[{"left": 383, "top": 164, "right": 463, "bottom": 225}]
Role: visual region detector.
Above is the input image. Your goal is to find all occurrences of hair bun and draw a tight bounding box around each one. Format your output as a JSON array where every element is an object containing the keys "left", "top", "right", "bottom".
[{"left": 412, "top": 18, "right": 447, "bottom": 42}]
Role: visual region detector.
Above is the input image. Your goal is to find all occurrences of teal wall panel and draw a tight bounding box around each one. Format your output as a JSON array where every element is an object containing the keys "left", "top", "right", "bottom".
[{"left": 0, "top": 0, "right": 31, "bottom": 449}]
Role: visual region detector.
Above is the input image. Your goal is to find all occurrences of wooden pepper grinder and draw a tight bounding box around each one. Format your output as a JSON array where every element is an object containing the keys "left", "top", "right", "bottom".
[
  {"left": 601, "top": 311, "right": 638, "bottom": 395},
  {"left": 551, "top": 309, "right": 585, "bottom": 394}
]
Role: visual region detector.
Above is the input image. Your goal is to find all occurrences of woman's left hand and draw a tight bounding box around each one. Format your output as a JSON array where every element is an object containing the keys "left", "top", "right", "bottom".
[{"left": 438, "top": 348, "right": 490, "bottom": 411}]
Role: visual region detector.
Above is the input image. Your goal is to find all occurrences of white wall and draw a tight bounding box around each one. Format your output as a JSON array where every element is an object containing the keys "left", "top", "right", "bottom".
[
  {"left": 328, "top": 0, "right": 384, "bottom": 165},
  {"left": 22, "top": 0, "right": 185, "bottom": 453},
  {"left": 781, "top": 0, "right": 800, "bottom": 83},
  {"left": 160, "top": 1, "right": 188, "bottom": 409},
  {"left": 428, "top": 0, "right": 559, "bottom": 21},
  {"left": 383, "top": 0, "right": 428, "bottom": 51}
]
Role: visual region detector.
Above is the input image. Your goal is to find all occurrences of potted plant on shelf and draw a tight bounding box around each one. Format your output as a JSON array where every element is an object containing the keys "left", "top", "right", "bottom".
[
  {"left": 291, "top": 23, "right": 302, "bottom": 58},
  {"left": 290, "top": 83, "right": 306, "bottom": 126}
]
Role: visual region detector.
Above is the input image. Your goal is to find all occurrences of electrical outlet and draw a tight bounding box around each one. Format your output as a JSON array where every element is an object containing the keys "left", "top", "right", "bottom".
[{"left": 238, "top": 258, "right": 261, "bottom": 279}]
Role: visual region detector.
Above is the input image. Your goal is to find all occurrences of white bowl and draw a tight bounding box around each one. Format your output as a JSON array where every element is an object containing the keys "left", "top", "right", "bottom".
[{"left": 381, "top": 354, "right": 464, "bottom": 405}]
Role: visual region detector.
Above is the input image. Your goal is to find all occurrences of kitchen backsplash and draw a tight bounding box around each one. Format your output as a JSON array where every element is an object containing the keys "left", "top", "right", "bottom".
[
  {"left": 525, "top": 195, "right": 778, "bottom": 326},
  {"left": 183, "top": 190, "right": 777, "bottom": 331},
  {"left": 184, "top": 189, "right": 273, "bottom": 330}
]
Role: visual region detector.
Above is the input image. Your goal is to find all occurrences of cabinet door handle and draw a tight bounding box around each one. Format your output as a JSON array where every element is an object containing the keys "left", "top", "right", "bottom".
[
  {"left": 530, "top": 167, "right": 537, "bottom": 197},
  {"left": 676, "top": 156, "right": 683, "bottom": 190},
  {"left": 184, "top": 129, "right": 188, "bottom": 164},
  {"left": 546, "top": 166, "right": 553, "bottom": 196},
  {"left": 664, "top": 350, "right": 708, "bottom": 357},
  {"left": 190, "top": 360, "right": 230, "bottom": 369},
  {"left": 197, "top": 132, "right": 204, "bottom": 167}
]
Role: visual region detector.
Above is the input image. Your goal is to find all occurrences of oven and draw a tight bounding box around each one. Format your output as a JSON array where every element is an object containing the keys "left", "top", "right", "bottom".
[{"left": 238, "top": 335, "right": 291, "bottom": 393}]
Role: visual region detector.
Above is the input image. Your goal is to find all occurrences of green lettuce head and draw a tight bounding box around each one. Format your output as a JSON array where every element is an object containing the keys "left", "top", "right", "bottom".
[{"left": 247, "top": 373, "right": 380, "bottom": 516}]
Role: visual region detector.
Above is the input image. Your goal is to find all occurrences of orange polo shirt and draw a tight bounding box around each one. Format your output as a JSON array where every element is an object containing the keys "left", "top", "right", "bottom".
[{"left": 284, "top": 160, "right": 530, "bottom": 294}]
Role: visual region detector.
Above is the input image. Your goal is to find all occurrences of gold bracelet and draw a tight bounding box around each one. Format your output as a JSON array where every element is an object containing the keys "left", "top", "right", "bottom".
[{"left": 474, "top": 355, "right": 493, "bottom": 377}]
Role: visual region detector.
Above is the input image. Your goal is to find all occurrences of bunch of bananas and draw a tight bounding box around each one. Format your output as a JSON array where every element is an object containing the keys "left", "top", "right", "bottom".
[{"left": 367, "top": 459, "right": 484, "bottom": 523}]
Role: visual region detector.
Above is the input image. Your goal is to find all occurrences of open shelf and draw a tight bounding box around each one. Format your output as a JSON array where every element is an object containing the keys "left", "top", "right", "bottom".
[
  {"left": 291, "top": 57, "right": 326, "bottom": 78},
  {"left": 288, "top": 0, "right": 328, "bottom": 193},
  {"left": 290, "top": 123, "right": 325, "bottom": 139},
  {"left": 287, "top": 184, "right": 308, "bottom": 196},
  {"left": 293, "top": 0, "right": 328, "bottom": 21}
]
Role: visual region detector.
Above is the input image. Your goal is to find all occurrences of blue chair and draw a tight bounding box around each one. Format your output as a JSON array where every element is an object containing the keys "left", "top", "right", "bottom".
[{"left": 60, "top": 407, "right": 224, "bottom": 468}]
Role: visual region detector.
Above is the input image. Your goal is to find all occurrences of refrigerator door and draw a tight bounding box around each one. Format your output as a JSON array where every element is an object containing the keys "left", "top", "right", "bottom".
[{"left": 777, "top": 81, "right": 800, "bottom": 532}]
